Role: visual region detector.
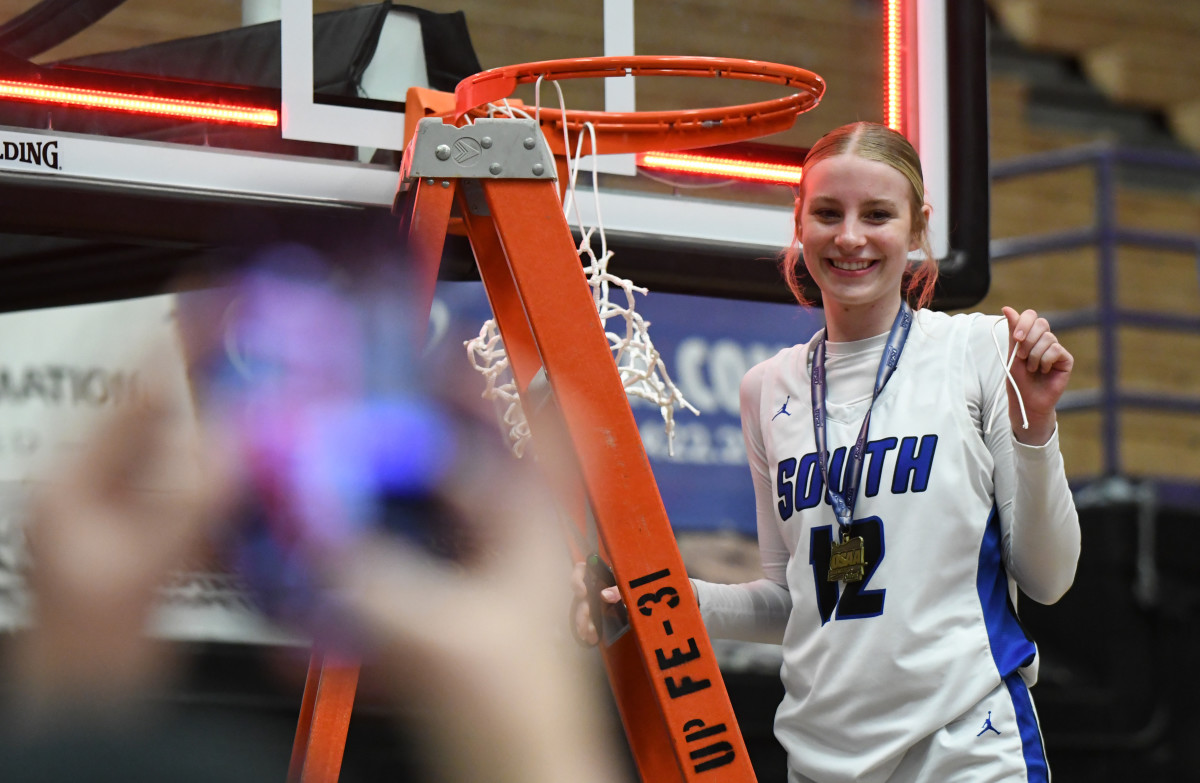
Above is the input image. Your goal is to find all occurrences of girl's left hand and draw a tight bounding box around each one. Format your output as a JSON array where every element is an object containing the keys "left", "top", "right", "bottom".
[{"left": 1002, "top": 306, "right": 1074, "bottom": 446}]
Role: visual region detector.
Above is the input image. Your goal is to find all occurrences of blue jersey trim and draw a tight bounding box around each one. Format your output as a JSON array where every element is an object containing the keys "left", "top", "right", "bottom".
[
  {"left": 976, "top": 503, "right": 1036, "bottom": 676},
  {"left": 1005, "top": 673, "right": 1049, "bottom": 783}
]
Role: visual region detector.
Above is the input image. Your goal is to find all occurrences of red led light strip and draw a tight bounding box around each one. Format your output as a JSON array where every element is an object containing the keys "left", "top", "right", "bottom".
[
  {"left": 637, "top": 150, "right": 803, "bottom": 185},
  {"left": 884, "top": 0, "right": 904, "bottom": 133},
  {"left": 0, "top": 79, "right": 278, "bottom": 126}
]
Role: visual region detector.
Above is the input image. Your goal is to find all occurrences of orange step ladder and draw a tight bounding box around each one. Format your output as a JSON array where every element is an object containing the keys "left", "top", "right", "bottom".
[{"left": 288, "top": 55, "right": 826, "bottom": 783}]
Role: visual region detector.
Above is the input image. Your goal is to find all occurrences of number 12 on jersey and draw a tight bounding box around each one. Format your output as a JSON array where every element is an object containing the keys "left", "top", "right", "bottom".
[{"left": 809, "top": 517, "right": 886, "bottom": 625}]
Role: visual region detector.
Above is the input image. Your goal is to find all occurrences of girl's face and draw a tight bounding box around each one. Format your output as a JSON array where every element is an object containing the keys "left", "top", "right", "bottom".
[{"left": 797, "top": 153, "right": 928, "bottom": 322}]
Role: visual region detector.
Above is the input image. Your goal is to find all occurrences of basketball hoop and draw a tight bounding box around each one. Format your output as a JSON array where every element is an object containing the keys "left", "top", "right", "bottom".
[
  {"left": 456, "top": 56, "right": 824, "bottom": 457},
  {"left": 453, "top": 55, "right": 825, "bottom": 156}
]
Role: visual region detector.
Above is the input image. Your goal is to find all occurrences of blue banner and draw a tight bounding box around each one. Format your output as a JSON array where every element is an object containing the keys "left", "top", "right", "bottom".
[{"left": 430, "top": 281, "right": 822, "bottom": 535}]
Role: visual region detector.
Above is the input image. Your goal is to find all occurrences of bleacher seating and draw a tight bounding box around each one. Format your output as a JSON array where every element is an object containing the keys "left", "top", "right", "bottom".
[
  {"left": 983, "top": 3, "right": 1200, "bottom": 491},
  {"left": 990, "top": 0, "right": 1200, "bottom": 149}
]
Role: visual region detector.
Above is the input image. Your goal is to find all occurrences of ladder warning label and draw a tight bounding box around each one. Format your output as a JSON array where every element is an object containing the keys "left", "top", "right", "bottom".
[{"left": 626, "top": 567, "right": 737, "bottom": 775}]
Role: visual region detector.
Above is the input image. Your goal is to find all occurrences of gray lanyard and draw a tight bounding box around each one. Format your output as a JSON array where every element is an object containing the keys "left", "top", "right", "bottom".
[{"left": 810, "top": 302, "right": 912, "bottom": 539}]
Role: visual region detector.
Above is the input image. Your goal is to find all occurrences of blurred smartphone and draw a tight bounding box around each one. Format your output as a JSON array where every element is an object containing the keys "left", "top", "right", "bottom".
[{"left": 187, "top": 248, "right": 465, "bottom": 634}]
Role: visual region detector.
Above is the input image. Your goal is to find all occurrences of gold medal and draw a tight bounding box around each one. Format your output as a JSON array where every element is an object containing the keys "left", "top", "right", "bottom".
[{"left": 827, "top": 535, "right": 866, "bottom": 583}]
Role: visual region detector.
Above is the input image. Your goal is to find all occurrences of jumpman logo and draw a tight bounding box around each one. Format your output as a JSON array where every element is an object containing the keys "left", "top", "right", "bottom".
[
  {"left": 772, "top": 396, "right": 792, "bottom": 420},
  {"left": 976, "top": 711, "right": 1001, "bottom": 737}
]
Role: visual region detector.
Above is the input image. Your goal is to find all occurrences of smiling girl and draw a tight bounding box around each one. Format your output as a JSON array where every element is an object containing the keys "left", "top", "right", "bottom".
[
  {"left": 713, "top": 121, "right": 1080, "bottom": 782},
  {"left": 577, "top": 121, "right": 1081, "bottom": 783}
]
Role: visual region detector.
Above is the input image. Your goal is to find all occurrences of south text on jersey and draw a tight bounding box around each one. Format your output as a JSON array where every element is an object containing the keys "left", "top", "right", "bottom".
[{"left": 775, "top": 434, "right": 938, "bottom": 520}]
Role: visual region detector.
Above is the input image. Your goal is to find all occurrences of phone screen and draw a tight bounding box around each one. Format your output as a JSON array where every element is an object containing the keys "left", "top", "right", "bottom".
[{"left": 188, "top": 247, "right": 466, "bottom": 635}]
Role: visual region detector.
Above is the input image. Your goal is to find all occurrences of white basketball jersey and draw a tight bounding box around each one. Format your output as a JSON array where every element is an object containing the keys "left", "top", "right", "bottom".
[{"left": 744, "top": 309, "right": 1038, "bottom": 783}]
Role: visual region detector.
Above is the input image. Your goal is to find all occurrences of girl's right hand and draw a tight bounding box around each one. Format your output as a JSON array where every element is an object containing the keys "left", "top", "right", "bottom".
[
  {"left": 570, "top": 561, "right": 623, "bottom": 646},
  {"left": 1001, "top": 306, "right": 1074, "bottom": 446}
]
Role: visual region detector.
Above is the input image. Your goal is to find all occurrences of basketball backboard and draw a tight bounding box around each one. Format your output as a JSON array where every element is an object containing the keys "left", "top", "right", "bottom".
[
  {"left": 397, "top": 0, "right": 990, "bottom": 308},
  {"left": 0, "top": 0, "right": 988, "bottom": 311}
]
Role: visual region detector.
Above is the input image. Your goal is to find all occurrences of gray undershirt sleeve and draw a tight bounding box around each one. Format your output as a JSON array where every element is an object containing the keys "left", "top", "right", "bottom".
[{"left": 690, "top": 577, "right": 792, "bottom": 644}]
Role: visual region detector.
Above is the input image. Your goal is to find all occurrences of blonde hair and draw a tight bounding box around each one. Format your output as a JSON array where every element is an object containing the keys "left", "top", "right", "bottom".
[{"left": 781, "top": 122, "right": 937, "bottom": 309}]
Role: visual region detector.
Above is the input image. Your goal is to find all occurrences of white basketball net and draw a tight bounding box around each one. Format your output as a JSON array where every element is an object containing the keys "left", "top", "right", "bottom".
[{"left": 465, "top": 82, "right": 698, "bottom": 457}]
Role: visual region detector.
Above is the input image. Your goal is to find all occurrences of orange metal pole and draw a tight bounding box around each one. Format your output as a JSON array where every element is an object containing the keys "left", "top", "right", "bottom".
[
  {"left": 475, "top": 177, "right": 757, "bottom": 782},
  {"left": 398, "top": 176, "right": 456, "bottom": 346},
  {"left": 457, "top": 190, "right": 544, "bottom": 388},
  {"left": 297, "top": 657, "right": 361, "bottom": 783},
  {"left": 461, "top": 192, "right": 691, "bottom": 783},
  {"left": 287, "top": 652, "right": 324, "bottom": 783}
]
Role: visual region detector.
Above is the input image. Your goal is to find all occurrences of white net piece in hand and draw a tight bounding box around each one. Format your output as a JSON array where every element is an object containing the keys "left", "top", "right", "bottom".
[{"left": 464, "top": 83, "right": 698, "bottom": 457}]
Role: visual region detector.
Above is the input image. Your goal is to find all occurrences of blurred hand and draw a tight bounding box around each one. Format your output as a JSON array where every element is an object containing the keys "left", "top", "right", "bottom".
[
  {"left": 332, "top": 422, "right": 625, "bottom": 783},
  {"left": 15, "top": 360, "right": 233, "bottom": 718}
]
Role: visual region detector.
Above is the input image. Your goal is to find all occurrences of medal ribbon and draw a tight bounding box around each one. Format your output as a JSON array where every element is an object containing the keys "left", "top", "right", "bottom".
[{"left": 810, "top": 302, "right": 913, "bottom": 538}]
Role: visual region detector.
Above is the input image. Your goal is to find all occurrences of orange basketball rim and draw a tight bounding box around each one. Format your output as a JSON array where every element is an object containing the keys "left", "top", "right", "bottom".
[{"left": 451, "top": 55, "right": 826, "bottom": 156}]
